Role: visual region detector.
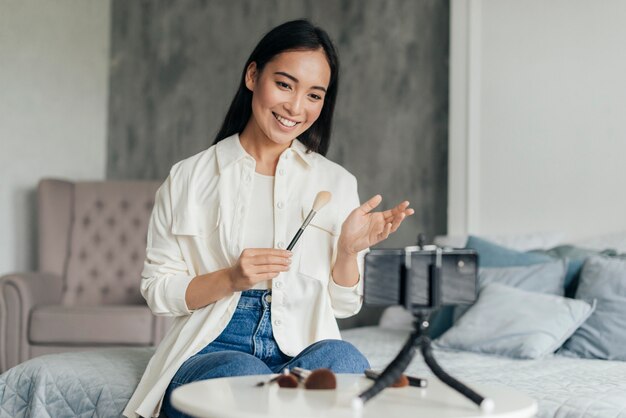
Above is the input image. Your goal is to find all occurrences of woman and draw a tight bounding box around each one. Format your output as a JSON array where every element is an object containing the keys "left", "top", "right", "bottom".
[{"left": 124, "top": 19, "right": 414, "bottom": 418}]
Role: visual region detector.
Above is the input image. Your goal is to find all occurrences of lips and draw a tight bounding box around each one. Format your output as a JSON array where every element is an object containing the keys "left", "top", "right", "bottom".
[{"left": 273, "top": 112, "right": 300, "bottom": 128}]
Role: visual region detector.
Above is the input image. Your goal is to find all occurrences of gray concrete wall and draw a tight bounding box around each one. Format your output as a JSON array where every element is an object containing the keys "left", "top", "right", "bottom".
[{"left": 107, "top": 0, "right": 449, "bottom": 246}]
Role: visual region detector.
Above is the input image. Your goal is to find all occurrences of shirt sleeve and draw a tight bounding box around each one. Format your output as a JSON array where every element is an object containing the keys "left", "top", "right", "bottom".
[
  {"left": 140, "top": 175, "right": 196, "bottom": 316},
  {"left": 327, "top": 174, "right": 367, "bottom": 318}
]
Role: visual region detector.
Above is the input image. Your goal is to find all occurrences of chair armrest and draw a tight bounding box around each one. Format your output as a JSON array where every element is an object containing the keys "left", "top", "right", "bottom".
[{"left": 0, "top": 272, "right": 63, "bottom": 371}]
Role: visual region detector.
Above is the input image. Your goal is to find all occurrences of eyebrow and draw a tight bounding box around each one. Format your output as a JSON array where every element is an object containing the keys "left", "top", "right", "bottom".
[{"left": 274, "top": 71, "right": 327, "bottom": 93}]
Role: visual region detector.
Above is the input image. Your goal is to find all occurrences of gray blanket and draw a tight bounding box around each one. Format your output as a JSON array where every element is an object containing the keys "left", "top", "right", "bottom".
[{"left": 0, "top": 347, "right": 152, "bottom": 418}]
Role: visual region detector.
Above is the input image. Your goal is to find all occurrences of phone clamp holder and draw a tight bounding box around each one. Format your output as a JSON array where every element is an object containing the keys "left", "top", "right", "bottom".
[{"left": 355, "top": 246, "right": 494, "bottom": 412}]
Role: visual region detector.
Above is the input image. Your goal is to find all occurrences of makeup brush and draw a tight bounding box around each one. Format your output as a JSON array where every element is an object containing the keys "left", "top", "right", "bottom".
[
  {"left": 286, "top": 191, "right": 332, "bottom": 251},
  {"left": 275, "top": 374, "right": 299, "bottom": 388},
  {"left": 256, "top": 368, "right": 291, "bottom": 387},
  {"left": 291, "top": 367, "right": 337, "bottom": 390},
  {"left": 364, "top": 369, "right": 428, "bottom": 388}
]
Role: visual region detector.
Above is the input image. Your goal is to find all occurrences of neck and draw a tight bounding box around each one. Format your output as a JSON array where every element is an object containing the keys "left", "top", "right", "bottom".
[{"left": 239, "top": 119, "right": 292, "bottom": 171}]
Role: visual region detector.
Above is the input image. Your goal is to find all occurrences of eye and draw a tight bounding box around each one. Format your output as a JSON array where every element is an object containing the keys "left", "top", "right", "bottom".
[
  {"left": 276, "top": 81, "right": 291, "bottom": 90},
  {"left": 309, "top": 93, "right": 323, "bottom": 101}
]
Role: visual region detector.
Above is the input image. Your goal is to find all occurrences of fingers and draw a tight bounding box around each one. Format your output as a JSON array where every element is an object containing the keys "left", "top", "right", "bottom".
[
  {"left": 383, "top": 201, "right": 414, "bottom": 221},
  {"left": 377, "top": 221, "right": 393, "bottom": 241},
  {"left": 371, "top": 199, "right": 414, "bottom": 243},
  {"left": 389, "top": 212, "right": 405, "bottom": 233},
  {"left": 251, "top": 254, "right": 292, "bottom": 266},
  {"left": 243, "top": 248, "right": 293, "bottom": 258},
  {"left": 359, "top": 194, "right": 383, "bottom": 214},
  {"left": 237, "top": 248, "right": 292, "bottom": 285},
  {"left": 250, "top": 264, "right": 289, "bottom": 281}
]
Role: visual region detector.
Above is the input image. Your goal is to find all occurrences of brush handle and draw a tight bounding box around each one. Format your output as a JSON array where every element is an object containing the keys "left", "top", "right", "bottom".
[
  {"left": 286, "top": 210, "right": 316, "bottom": 251},
  {"left": 290, "top": 367, "right": 312, "bottom": 381},
  {"left": 287, "top": 229, "right": 304, "bottom": 251}
]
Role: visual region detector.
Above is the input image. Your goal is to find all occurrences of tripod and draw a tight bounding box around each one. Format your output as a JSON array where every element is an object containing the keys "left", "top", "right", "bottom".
[{"left": 356, "top": 248, "right": 494, "bottom": 412}]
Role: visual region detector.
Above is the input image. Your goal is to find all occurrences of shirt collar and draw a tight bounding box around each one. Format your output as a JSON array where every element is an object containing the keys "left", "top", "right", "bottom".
[{"left": 216, "top": 133, "right": 316, "bottom": 172}]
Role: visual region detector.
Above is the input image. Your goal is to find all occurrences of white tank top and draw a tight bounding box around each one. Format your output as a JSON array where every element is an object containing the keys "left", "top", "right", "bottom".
[{"left": 243, "top": 172, "right": 275, "bottom": 289}]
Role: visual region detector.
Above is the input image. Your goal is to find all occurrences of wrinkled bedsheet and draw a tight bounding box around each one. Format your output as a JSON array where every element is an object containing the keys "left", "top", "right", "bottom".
[
  {"left": 343, "top": 326, "right": 626, "bottom": 418},
  {"left": 1, "top": 327, "right": 625, "bottom": 417}
]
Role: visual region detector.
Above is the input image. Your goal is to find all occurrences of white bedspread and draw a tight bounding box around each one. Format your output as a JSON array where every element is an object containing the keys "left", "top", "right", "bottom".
[{"left": 342, "top": 326, "right": 626, "bottom": 418}]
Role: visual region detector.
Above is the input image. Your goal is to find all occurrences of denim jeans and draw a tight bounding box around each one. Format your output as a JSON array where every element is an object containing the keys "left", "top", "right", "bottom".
[{"left": 162, "top": 289, "right": 369, "bottom": 418}]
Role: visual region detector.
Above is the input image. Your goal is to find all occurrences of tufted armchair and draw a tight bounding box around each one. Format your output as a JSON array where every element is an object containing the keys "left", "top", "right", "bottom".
[{"left": 0, "top": 178, "right": 172, "bottom": 372}]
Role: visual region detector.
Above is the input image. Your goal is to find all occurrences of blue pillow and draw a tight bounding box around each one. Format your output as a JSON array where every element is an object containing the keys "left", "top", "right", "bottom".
[
  {"left": 560, "top": 256, "right": 626, "bottom": 360},
  {"left": 530, "top": 245, "right": 621, "bottom": 297},
  {"left": 465, "top": 235, "right": 554, "bottom": 267},
  {"left": 436, "top": 283, "right": 595, "bottom": 359},
  {"left": 428, "top": 307, "right": 455, "bottom": 339}
]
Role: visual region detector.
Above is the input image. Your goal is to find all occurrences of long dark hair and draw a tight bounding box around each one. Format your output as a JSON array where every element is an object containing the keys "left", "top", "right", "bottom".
[{"left": 213, "top": 19, "right": 339, "bottom": 156}]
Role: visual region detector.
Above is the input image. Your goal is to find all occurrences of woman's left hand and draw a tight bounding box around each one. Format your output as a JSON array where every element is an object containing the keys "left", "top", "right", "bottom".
[{"left": 337, "top": 195, "right": 414, "bottom": 256}]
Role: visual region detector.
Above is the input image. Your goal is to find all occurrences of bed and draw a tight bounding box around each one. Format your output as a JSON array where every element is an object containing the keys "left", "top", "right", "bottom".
[
  {"left": 2, "top": 233, "right": 625, "bottom": 417},
  {"left": 1, "top": 326, "right": 626, "bottom": 418}
]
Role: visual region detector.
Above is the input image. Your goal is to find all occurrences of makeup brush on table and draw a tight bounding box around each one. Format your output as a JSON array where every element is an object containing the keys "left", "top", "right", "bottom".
[
  {"left": 286, "top": 191, "right": 332, "bottom": 251},
  {"left": 255, "top": 369, "right": 297, "bottom": 387},
  {"left": 364, "top": 369, "right": 428, "bottom": 388},
  {"left": 291, "top": 367, "right": 337, "bottom": 389}
]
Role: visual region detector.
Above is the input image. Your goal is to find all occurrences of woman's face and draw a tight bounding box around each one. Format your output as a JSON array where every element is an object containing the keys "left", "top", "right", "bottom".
[{"left": 245, "top": 49, "right": 331, "bottom": 147}]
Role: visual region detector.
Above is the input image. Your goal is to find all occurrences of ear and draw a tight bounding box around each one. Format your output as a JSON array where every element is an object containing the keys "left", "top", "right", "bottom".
[{"left": 244, "top": 62, "right": 258, "bottom": 92}]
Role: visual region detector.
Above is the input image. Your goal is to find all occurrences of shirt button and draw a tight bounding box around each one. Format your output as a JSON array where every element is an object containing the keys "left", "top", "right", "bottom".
[
  {"left": 278, "top": 169, "right": 285, "bottom": 176},
  {"left": 244, "top": 175, "right": 251, "bottom": 183},
  {"left": 275, "top": 281, "right": 283, "bottom": 288},
  {"left": 274, "top": 319, "right": 282, "bottom": 326},
  {"left": 277, "top": 201, "right": 284, "bottom": 209},
  {"left": 277, "top": 241, "right": 285, "bottom": 249}
]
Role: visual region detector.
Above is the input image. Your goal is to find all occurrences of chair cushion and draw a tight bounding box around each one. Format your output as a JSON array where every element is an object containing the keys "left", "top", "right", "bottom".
[{"left": 29, "top": 305, "right": 155, "bottom": 345}]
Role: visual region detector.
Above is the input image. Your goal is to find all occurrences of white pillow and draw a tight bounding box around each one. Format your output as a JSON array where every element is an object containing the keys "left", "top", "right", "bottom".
[{"left": 572, "top": 231, "right": 626, "bottom": 253}]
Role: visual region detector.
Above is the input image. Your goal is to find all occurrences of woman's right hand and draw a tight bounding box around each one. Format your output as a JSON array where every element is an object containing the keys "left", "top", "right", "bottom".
[{"left": 227, "top": 248, "right": 292, "bottom": 292}]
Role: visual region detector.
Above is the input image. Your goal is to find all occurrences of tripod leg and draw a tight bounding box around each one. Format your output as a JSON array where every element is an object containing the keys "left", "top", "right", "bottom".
[
  {"left": 421, "top": 337, "right": 494, "bottom": 412},
  {"left": 357, "top": 329, "right": 420, "bottom": 404}
]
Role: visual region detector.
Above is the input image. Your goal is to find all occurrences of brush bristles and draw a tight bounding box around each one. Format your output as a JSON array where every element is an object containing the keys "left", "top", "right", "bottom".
[
  {"left": 276, "top": 374, "right": 299, "bottom": 388},
  {"left": 391, "top": 374, "right": 409, "bottom": 388},
  {"left": 312, "top": 191, "right": 332, "bottom": 212},
  {"left": 304, "top": 368, "right": 336, "bottom": 390}
]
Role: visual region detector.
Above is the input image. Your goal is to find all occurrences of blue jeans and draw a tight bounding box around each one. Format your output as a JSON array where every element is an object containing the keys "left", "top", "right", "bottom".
[{"left": 162, "top": 289, "right": 369, "bottom": 418}]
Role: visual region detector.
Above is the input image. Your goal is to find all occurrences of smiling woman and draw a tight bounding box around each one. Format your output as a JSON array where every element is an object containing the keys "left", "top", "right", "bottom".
[
  {"left": 241, "top": 49, "right": 330, "bottom": 175},
  {"left": 123, "top": 19, "right": 414, "bottom": 418}
]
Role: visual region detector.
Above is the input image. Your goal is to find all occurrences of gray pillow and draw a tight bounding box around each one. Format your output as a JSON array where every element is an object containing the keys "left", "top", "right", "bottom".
[
  {"left": 436, "top": 283, "right": 595, "bottom": 359},
  {"left": 560, "top": 256, "right": 626, "bottom": 360},
  {"left": 454, "top": 259, "right": 567, "bottom": 321},
  {"left": 477, "top": 260, "right": 566, "bottom": 295}
]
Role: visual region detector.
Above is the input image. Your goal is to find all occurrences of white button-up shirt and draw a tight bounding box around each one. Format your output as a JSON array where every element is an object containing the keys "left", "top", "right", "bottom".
[{"left": 124, "top": 134, "right": 367, "bottom": 418}]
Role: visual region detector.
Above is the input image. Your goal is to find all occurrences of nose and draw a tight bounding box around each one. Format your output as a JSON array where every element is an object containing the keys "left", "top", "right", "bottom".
[{"left": 284, "top": 94, "right": 304, "bottom": 116}]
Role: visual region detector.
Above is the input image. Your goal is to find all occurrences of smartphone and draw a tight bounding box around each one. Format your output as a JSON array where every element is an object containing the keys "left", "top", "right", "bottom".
[{"left": 363, "top": 247, "right": 478, "bottom": 308}]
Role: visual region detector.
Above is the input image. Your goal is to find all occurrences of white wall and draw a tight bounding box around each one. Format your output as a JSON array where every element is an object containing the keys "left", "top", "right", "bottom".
[
  {"left": 0, "top": 0, "right": 110, "bottom": 275},
  {"left": 449, "top": 0, "right": 626, "bottom": 241}
]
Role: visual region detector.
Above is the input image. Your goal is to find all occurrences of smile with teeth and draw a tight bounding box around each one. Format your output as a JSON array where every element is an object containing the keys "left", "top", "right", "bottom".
[{"left": 273, "top": 112, "right": 300, "bottom": 128}]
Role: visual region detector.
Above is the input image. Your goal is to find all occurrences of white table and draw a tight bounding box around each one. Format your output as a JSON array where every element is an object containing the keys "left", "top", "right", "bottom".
[{"left": 171, "top": 374, "right": 537, "bottom": 418}]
